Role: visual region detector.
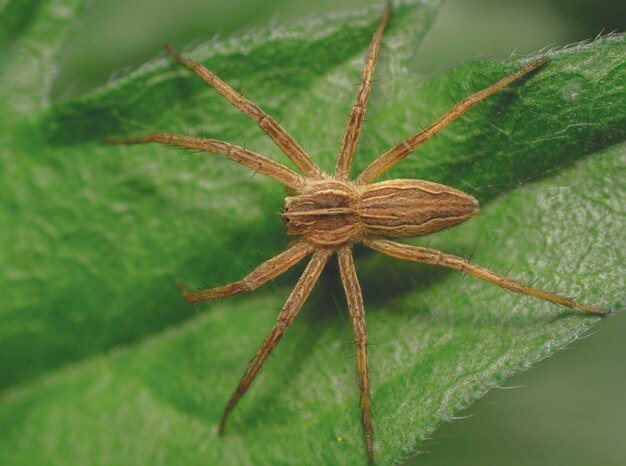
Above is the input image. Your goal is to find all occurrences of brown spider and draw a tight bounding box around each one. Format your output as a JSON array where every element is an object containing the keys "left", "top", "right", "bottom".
[{"left": 109, "top": 2, "right": 607, "bottom": 463}]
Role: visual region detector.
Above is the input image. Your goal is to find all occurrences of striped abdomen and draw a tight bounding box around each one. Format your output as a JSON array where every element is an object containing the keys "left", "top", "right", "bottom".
[{"left": 360, "top": 179, "right": 479, "bottom": 237}]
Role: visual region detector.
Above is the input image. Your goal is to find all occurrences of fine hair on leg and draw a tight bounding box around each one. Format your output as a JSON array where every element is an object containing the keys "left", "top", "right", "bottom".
[
  {"left": 219, "top": 248, "right": 332, "bottom": 434},
  {"left": 165, "top": 45, "right": 323, "bottom": 179},
  {"left": 337, "top": 246, "right": 375, "bottom": 463},
  {"left": 335, "top": 1, "right": 392, "bottom": 181},
  {"left": 182, "top": 240, "right": 315, "bottom": 303},
  {"left": 364, "top": 236, "right": 607, "bottom": 315},
  {"left": 107, "top": 132, "right": 307, "bottom": 190},
  {"left": 357, "top": 58, "right": 547, "bottom": 184}
]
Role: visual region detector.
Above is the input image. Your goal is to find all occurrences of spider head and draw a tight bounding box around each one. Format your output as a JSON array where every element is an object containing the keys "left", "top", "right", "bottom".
[{"left": 282, "top": 180, "right": 362, "bottom": 246}]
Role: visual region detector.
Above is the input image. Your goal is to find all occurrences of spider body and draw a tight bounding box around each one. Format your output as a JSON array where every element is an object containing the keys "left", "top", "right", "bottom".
[
  {"left": 283, "top": 179, "right": 479, "bottom": 246},
  {"left": 109, "top": 2, "right": 607, "bottom": 463}
]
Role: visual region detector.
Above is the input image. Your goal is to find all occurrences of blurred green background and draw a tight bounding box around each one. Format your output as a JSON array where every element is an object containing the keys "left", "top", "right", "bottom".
[{"left": 54, "top": 1, "right": 625, "bottom": 465}]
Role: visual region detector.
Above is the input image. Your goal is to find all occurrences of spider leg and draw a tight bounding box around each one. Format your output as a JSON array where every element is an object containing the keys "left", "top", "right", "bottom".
[
  {"left": 107, "top": 132, "right": 306, "bottom": 191},
  {"left": 335, "top": 1, "right": 392, "bottom": 181},
  {"left": 165, "top": 45, "right": 323, "bottom": 179},
  {"left": 337, "top": 246, "right": 375, "bottom": 464},
  {"left": 181, "top": 240, "right": 314, "bottom": 303},
  {"left": 219, "top": 248, "right": 332, "bottom": 434},
  {"left": 364, "top": 236, "right": 607, "bottom": 315},
  {"left": 357, "top": 58, "right": 547, "bottom": 184}
]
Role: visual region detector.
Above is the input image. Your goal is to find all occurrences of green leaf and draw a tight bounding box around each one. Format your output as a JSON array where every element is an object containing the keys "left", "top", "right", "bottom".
[
  {"left": 0, "top": 0, "right": 85, "bottom": 115},
  {"left": 1, "top": 0, "right": 624, "bottom": 464}
]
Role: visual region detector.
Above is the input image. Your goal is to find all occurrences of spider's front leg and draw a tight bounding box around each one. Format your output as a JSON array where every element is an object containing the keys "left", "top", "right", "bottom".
[
  {"left": 106, "top": 133, "right": 307, "bottom": 191},
  {"left": 335, "top": 1, "right": 391, "bottom": 181},
  {"left": 364, "top": 236, "right": 608, "bottom": 315},
  {"left": 337, "top": 246, "right": 375, "bottom": 464},
  {"left": 164, "top": 45, "right": 323, "bottom": 179},
  {"left": 219, "top": 248, "right": 332, "bottom": 433},
  {"left": 181, "top": 240, "right": 314, "bottom": 303}
]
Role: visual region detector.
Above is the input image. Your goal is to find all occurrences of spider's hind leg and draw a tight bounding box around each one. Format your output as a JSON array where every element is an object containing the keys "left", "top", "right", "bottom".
[
  {"left": 357, "top": 58, "right": 547, "bottom": 184},
  {"left": 365, "top": 236, "right": 608, "bottom": 315},
  {"left": 182, "top": 240, "right": 314, "bottom": 303}
]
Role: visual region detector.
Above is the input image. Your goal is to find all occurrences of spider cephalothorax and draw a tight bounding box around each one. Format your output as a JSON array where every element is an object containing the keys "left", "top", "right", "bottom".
[{"left": 109, "top": 2, "right": 606, "bottom": 463}]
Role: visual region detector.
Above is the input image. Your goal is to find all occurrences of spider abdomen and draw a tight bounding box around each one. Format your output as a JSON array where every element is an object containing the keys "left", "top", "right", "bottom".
[{"left": 360, "top": 179, "right": 479, "bottom": 237}]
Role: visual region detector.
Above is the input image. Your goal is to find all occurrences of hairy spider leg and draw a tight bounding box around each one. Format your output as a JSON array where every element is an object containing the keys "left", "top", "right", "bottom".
[
  {"left": 219, "top": 248, "right": 333, "bottom": 434},
  {"left": 365, "top": 236, "right": 608, "bottom": 316},
  {"left": 165, "top": 45, "right": 324, "bottom": 179},
  {"left": 335, "top": 1, "right": 392, "bottom": 181},
  {"left": 338, "top": 247, "right": 375, "bottom": 463},
  {"left": 358, "top": 58, "right": 547, "bottom": 184},
  {"left": 179, "top": 240, "right": 314, "bottom": 303},
  {"left": 106, "top": 133, "right": 307, "bottom": 190}
]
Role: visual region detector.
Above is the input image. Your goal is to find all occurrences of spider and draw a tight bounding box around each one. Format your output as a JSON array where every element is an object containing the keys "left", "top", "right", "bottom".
[{"left": 109, "top": 2, "right": 607, "bottom": 463}]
